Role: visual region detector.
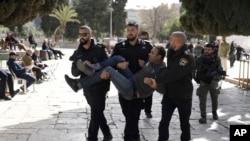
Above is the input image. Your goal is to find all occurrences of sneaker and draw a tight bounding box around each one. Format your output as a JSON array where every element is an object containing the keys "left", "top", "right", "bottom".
[
  {"left": 198, "top": 117, "right": 207, "bottom": 124},
  {"left": 11, "top": 89, "right": 20, "bottom": 98},
  {"left": 145, "top": 112, "right": 152, "bottom": 118},
  {"left": 64, "top": 75, "right": 79, "bottom": 92},
  {"left": 76, "top": 59, "right": 94, "bottom": 76}
]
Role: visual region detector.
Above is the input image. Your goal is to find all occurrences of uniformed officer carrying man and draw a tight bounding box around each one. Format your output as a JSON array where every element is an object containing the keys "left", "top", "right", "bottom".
[
  {"left": 146, "top": 31, "right": 195, "bottom": 141},
  {"left": 193, "top": 43, "right": 226, "bottom": 124}
]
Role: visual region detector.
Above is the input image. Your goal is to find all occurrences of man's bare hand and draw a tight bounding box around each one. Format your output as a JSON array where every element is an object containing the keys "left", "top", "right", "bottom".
[
  {"left": 117, "top": 62, "right": 129, "bottom": 70},
  {"left": 144, "top": 77, "right": 157, "bottom": 89},
  {"left": 138, "top": 59, "right": 146, "bottom": 67},
  {"left": 100, "top": 70, "right": 110, "bottom": 80}
]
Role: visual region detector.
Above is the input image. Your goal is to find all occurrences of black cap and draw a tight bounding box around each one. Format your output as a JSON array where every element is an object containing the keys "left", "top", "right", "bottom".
[
  {"left": 127, "top": 20, "right": 138, "bottom": 28},
  {"left": 9, "top": 51, "right": 18, "bottom": 56}
]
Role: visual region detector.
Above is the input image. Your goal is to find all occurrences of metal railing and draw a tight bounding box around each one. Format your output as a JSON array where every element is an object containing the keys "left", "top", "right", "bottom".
[{"left": 238, "top": 60, "right": 250, "bottom": 89}]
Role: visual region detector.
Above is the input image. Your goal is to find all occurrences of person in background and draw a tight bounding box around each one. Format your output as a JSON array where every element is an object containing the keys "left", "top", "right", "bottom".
[
  {"left": 139, "top": 31, "right": 154, "bottom": 118},
  {"left": 218, "top": 36, "right": 230, "bottom": 72},
  {"left": 66, "top": 25, "right": 112, "bottom": 141},
  {"left": 22, "top": 49, "right": 44, "bottom": 82},
  {"left": 42, "top": 39, "right": 53, "bottom": 60},
  {"left": 47, "top": 39, "right": 65, "bottom": 59},
  {"left": 0, "top": 68, "right": 20, "bottom": 100},
  {"left": 111, "top": 21, "right": 153, "bottom": 141},
  {"left": 7, "top": 51, "right": 36, "bottom": 92},
  {"left": 193, "top": 41, "right": 203, "bottom": 59},
  {"left": 32, "top": 49, "right": 48, "bottom": 69},
  {"left": 17, "top": 39, "right": 27, "bottom": 51},
  {"left": 28, "top": 34, "right": 37, "bottom": 49},
  {"left": 229, "top": 41, "right": 236, "bottom": 67},
  {"left": 193, "top": 43, "right": 226, "bottom": 124}
]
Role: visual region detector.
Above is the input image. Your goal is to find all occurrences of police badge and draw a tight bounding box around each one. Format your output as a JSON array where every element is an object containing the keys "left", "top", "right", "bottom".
[{"left": 179, "top": 58, "right": 188, "bottom": 66}]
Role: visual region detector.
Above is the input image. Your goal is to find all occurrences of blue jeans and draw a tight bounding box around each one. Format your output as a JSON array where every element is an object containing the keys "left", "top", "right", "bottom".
[
  {"left": 79, "top": 55, "right": 134, "bottom": 100},
  {"left": 17, "top": 73, "right": 36, "bottom": 88}
]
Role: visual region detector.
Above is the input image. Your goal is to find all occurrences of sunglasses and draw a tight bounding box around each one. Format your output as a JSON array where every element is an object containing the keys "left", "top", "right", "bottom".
[{"left": 78, "top": 33, "right": 89, "bottom": 37}]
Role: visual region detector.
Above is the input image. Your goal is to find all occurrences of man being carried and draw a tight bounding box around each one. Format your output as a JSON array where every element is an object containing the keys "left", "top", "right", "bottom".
[{"left": 65, "top": 46, "right": 166, "bottom": 100}]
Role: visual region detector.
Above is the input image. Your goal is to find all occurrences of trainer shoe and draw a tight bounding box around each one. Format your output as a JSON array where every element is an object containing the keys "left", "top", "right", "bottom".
[{"left": 76, "top": 59, "right": 94, "bottom": 76}]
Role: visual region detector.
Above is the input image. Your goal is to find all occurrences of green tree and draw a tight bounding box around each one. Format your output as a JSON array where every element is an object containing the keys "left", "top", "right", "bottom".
[
  {"left": 49, "top": 5, "right": 80, "bottom": 37},
  {"left": 49, "top": 4, "right": 80, "bottom": 42},
  {"left": 0, "top": 0, "right": 58, "bottom": 27},
  {"left": 41, "top": 0, "right": 68, "bottom": 37},
  {"left": 180, "top": 0, "right": 250, "bottom": 36}
]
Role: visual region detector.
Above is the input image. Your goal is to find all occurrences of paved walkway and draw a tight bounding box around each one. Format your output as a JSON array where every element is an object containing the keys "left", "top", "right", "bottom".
[{"left": 0, "top": 48, "right": 250, "bottom": 141}]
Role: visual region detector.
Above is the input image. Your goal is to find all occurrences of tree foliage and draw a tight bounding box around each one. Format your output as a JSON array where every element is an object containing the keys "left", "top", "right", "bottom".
[
  {"left": 49, "top": 4, "right": 80, "bottom": 36},
  {"left": 0, "top": 0, "right": 58, "bottom": 27},
  {"left": 180, "top": 0, "right": 250, "bottom": 36}
]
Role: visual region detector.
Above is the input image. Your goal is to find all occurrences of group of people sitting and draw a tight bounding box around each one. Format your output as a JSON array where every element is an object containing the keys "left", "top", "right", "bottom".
[
  {"left": 42, "top": 39, "right": 65, "bottom": 60},
  {"left": 0, "top": 49, "right": 50, "bottom": 101}
]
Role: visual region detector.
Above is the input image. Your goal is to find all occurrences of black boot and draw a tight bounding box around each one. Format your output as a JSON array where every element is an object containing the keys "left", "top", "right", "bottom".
[
  {"left": 212, "top": 111, "right": 218, "bottom": 120},
  {"left": 199, "top": 116, "right": 207, "bottom": 124},
  {"left": 64, "top": 75, "right": 80, "bottom": 92},
  {"left": 103, "top": 133, "right": 113, "bottom": 141}
]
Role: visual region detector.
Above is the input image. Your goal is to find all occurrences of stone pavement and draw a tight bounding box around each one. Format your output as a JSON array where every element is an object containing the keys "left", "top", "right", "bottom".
[{"left": 0, "top": 48, "right": 250, "bottom": 141}]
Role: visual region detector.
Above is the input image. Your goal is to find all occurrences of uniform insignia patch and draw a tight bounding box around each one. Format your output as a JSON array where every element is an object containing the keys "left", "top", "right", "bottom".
[{"left": 179, "top": 58, "right": 188, "bottom": 66}]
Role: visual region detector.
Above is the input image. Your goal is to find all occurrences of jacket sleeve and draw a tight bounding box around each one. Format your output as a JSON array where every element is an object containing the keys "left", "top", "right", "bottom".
[{"left": 156, "top": 55, "right": 195, "bottom": 84}]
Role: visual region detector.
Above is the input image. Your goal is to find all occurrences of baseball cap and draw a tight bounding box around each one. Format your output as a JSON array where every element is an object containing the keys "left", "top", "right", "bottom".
[{"left": 9, "top": 51, "right": 18, "bottom": 56}]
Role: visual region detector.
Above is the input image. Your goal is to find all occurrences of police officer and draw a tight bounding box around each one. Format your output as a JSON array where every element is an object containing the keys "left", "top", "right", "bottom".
[
  {"left": 139, "top": 31, "right": 154, "bottom": 118},
  {"left": 112, "top": 21, "right": 153, "bottom": 141},
  {"left": 65, "top": 25, "right": 112, "bottom": 141},
  {"left": 194, "top": 43, "right": 225, "bottom": 124},
  {"left": 148, "top": 31, "right": 195, "bottom": 141}
]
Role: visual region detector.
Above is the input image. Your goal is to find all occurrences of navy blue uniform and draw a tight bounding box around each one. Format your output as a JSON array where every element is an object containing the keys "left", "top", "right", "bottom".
[
  {"left": 156, "top": 45, "right": 195, "bottom": 141},
  {"left": 112, "top": 39, "right": 153, "bottom": 140},
  {"left": 70, "top": 39, "right": 111, "bottom": 141}
]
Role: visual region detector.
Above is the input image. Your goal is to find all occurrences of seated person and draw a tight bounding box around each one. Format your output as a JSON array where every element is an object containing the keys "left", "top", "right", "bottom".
[
  {"left": 7, "top": 51, "right": 36, "bottom": 92},
  {"left": 32, "top": 49, "right": 48, "bottom": 69},
  {"left": 48, "top": 39, "right": 65, "bottom": 59},
  {"left": 17, "top": 39, "right": 27, "bottom": 51},
  {"left": 22, "top": 49, "right": 45, "bottom": 82},
  {"left": 42, "top": 39, "right": 53, "bottom": 59},
  {"left": 0, "top": 68, "right": 20, "bottom": 100},
  {"left": 65, "top": 46, "right": 166, "bottom": 100}
]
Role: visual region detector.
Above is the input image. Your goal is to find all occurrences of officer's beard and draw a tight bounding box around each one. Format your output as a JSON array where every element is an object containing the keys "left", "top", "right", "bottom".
[
  {"left": 80, "top": 39, "right": 89, "bottom": 45},
  {"left": 127, "top": 35, "right": 137, "bottom": 41}
]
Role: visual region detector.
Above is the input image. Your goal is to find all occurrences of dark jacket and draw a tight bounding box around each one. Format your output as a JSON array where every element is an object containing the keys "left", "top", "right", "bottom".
[
  {"left": 112, "top": 39, "right": 153, "bottom": 74},
  {"left": 7, "top": 58, "right": 26, "bottom": 77},
  {"left": 156, "top": 45, "right": 195, "bottom": 99},
  {"left": 70, "top": 39, "right": 110, "bottom": 92},
  {"left": 194, "top": 55, "right": 224, "bottom": 84}
]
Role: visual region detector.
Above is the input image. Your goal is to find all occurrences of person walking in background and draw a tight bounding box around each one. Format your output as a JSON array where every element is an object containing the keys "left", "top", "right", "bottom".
[
  {"left": 193, "top": 44, "right": 226, "bottom": 124},
  {"left": 146, "top": 31, "right": 195, "bottom": 141},
  {"left": 66, "top": 25, "right": 112, "bottom": 141},
  {"left": 139, "top": 31, "right": 154, "bottom": 118},
  {"left": 111, "top": 21, "right": 153, "bottom": 141},
  {"left": 28, "top": 34, "right": 37, "bottom": 49},
  {"left": 229, "top": 41, "right": 236, "bottom": 67},
  {"left": 218, "top": 36, "right": 230, "bottom": 72},
  {"left": 0, "top": 68, "right": 19, "bottom": 100},
  {"left": 193, "top": 41, "right": 203, "bottom": 59}
]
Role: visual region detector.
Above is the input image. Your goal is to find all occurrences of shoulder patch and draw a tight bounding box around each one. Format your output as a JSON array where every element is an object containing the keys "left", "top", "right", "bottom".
[{"left": 179, "top": 57, "right": 189, "bottom": 66}]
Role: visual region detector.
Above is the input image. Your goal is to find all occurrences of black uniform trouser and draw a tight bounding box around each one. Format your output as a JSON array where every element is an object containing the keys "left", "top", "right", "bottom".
[
  {"left": 142, "top": 94, "right": 153, "bottom": 114},
  {"left": 158, "top": 96, "right": 192, "bottom": 141},
  {"left": 197, "top": 81, "right": 219, "bottom": 118},
  {"left": 84, "top": 89, "right": 111, "bottom": 141},
  {"left": 119, "top": 94, "right": 142, "bottom": 140},
  {"left": 0, "top": 70, "right": 14, "bottom": 97}
]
